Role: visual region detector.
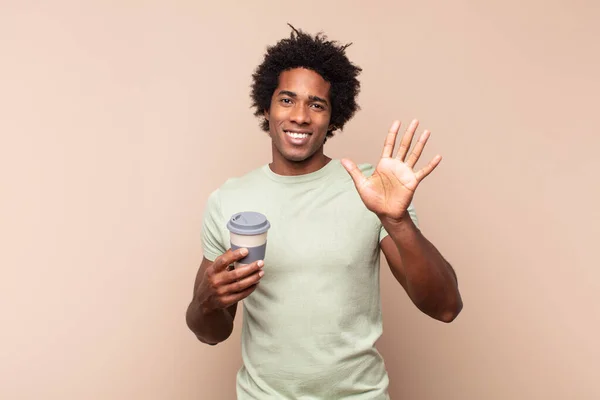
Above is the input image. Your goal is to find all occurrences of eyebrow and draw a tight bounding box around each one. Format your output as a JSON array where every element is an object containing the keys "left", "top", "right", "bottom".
[{"left": 277, "top": 90, "right": 329, "bottom": 106}]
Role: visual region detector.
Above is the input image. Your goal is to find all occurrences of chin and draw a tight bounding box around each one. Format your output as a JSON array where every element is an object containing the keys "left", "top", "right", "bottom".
[
  {"left": 273, "top": 135, "right": 324, "bottom": 164},
  {"left": 282, "top": 151, "right": 312, "bottom": 162}
]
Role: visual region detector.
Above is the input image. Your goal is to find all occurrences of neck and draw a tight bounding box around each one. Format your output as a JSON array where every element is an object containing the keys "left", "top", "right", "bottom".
[{"left": 269, "top": 147, "right": 331, "bottom": 176}]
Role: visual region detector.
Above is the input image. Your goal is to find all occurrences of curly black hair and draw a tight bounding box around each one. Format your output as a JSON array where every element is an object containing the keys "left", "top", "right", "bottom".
[{"left": 250, "top": 24, "right": 362, "bottom": 139}]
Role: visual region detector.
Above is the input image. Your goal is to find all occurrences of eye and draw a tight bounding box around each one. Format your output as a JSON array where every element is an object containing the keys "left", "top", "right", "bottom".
[
  {"left": 280, "top": 98, "right": 292, "bottom": 105},
  {"left": 311, "top": 103, "right": 325, "bottom": 110}
]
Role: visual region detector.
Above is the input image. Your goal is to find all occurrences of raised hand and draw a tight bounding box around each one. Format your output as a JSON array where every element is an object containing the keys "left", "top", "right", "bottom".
[{"left": 341, "top": 119, "right": 441, "bottom": 222}]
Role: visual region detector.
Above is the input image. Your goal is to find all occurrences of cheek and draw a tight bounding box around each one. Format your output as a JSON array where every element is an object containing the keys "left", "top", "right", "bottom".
[
  {"left": 269, "top": 110, "right": 287, "bottom": 126},
  {"left": 318, "top": 114, "right": 332, "bottom": 131}
]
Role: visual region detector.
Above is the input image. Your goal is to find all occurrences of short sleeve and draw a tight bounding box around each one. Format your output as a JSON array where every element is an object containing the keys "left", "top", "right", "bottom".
[
  {"left": 201, "top": 190, "right": 227, "bottom": 261},
  {"left": 379, "top": 202, "right": 419, "bottom": 242}
]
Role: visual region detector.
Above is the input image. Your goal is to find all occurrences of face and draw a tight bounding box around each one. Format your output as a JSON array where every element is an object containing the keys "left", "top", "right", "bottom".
[{"left": 265, "top": 68, "right": 333, "bottom": 163}]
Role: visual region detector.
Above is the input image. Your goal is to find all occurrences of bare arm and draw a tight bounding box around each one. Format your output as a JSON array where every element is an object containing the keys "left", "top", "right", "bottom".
[
  {"left": 380, "top": 215, "right": 462, "bottom": 322},
  {"left": 185, "top": 249, "right": 264, "bottom": 345},
  {"left": 341, "top": 118, "right": 463, "bottom": 323}
]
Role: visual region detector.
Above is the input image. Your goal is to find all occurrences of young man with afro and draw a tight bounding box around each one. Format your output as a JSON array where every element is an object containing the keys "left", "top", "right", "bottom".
[{"left": 186, "top": 25, "right": 463, "bottom": 399}]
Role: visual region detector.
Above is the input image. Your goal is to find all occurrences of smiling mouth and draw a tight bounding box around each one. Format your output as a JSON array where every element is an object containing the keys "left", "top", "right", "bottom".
[{"left": 284, "top": 130, "right": 312, "bottom": 139}]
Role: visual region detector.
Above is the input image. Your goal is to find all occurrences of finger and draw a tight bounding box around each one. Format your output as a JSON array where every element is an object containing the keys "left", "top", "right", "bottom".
[
  {"left": 220, "top": 269, "right": 264, "bottom": 296},
  {"left": 219, "top": 284, "right": 259, "bottom": 308},
  {"left": 415, "top": 155, "right": 442, "bottom": 182},
  {"left": 395, "top": 119, "right": 419, "bottom": 161},
  {"left": 381, "top": 120, "right": 401, "bottom": 158},
  {"left": 405, "top": 130, "right": 430, "bottom": 168},
  {"left": 213, "top": 248, "right": 249, "bottom": 273},
  {"left": 222, "top": 260, "right": 264, "bottom": 284},
  {"left": 341, "top": 158, "right": 368, "bottom": 189}
]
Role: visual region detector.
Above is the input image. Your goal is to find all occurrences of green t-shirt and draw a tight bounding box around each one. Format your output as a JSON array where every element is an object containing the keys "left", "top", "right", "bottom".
[{"left": 202, "top": 159, "right": 417, "bottom": 399}]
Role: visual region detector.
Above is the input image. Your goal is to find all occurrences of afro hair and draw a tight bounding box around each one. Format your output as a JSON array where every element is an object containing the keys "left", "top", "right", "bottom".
[{"left": 250, "top": 24, "right": 362, "bottom": 139}]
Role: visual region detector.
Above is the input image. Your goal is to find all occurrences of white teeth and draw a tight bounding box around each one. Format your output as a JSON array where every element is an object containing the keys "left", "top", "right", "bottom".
[{"left": 286, "top": 131, "right": 309, "bottom": 139}]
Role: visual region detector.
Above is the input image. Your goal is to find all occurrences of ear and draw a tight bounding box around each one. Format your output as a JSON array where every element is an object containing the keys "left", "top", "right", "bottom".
[{"left": 264, "top": 109, "right": 270, "bottom": 121}]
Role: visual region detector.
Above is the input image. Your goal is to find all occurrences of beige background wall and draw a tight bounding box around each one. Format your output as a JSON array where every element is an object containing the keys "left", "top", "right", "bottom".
[{"left": 1, "top": 1, "right": 598, "bottom": 399}]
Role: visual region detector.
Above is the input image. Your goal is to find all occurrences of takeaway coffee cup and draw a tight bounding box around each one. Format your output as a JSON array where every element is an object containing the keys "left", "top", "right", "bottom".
[{"left": 226, "top": 211, "right": 270, "bottom": 268}]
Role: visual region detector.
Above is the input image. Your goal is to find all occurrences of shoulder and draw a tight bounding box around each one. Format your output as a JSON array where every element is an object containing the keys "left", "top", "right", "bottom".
[
  {"left": 205, "top": 164, "right": 270, "bottom": 220},
  {"left": 216, "top": 164, "right": 268, "bottom": 193},
  {"left": 203, "top": 165, "right": 266, "bottom": 228},
  {"left": 203, "top": 165, "right": 264, "bottom": 207}
]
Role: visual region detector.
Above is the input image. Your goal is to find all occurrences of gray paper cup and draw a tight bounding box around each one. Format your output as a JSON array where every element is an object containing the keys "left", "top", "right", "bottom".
[{"left": 226, "top": 211, "right": 270, "bottom": 268}]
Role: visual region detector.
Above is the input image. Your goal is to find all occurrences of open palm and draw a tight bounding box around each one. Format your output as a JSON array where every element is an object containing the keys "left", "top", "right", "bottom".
[{"left": 341, "top": 120, "right": 442, "bottom": 222}]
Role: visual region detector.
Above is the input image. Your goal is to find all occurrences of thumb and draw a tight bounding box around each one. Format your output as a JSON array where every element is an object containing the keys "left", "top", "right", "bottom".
[{"left": 341, "top": 158, "right": 367, "bottom": 189}]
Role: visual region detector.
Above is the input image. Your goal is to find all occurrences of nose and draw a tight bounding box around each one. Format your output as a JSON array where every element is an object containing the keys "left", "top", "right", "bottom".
[{"left": 289, "top": 104, "right": 311, "bottom": 125}]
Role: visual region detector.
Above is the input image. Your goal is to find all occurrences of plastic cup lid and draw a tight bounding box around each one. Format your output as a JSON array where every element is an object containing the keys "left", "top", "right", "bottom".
[{"left": 226, "top": 211, "right": 270, "bottom": 235}]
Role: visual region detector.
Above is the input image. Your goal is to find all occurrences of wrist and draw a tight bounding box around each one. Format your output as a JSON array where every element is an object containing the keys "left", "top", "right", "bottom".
[{"left": 379, "top": 210, "right": 412, "bottom": 229}]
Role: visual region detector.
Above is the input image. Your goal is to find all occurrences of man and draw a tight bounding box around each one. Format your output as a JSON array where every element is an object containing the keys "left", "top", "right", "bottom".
[{"left": 186, "top": 25, "right": 462, "bottom": 399}]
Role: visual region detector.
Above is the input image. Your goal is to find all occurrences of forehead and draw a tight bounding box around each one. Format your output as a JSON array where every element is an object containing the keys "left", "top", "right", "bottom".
[{"left": 276, "top": 68, "right": 331, "bottom": 99}]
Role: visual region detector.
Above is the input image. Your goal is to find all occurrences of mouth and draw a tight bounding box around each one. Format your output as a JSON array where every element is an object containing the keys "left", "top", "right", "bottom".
[{"left": 283, "top": 130, "right": 312, "bottom": 145}]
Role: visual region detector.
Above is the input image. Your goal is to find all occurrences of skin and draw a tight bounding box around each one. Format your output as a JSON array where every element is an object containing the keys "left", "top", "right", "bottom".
[
  {"left": 186, "top": 67, "right": 462, "bottom": 345},
  {"left": 186, "top": 249, "right": 263, "bottom": 344},
  {"left": 264, "top": 68, "right": 334, "bottom": 176},
  {"left": 341, "top": 119, "right": 463, "bottom": 322}
]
